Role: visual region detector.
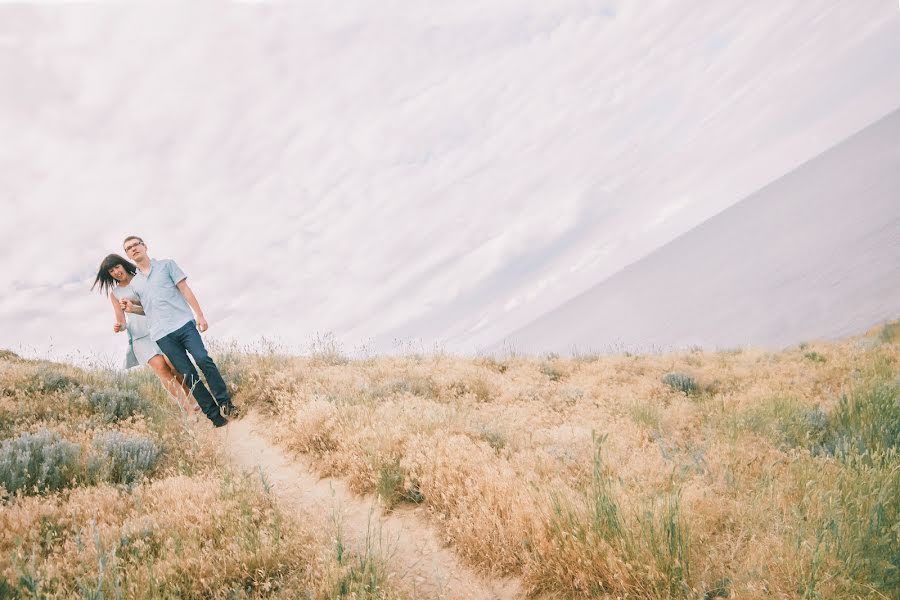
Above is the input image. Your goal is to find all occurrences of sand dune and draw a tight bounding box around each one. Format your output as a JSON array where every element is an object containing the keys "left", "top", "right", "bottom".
[{"left": 496, "top": 107, "right": 900, "bottom": 354}]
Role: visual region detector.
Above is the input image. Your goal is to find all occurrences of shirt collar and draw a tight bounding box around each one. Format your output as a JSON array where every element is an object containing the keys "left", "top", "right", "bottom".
[{"left": 137, "top": 258, "right": 156, "bottom": 277}]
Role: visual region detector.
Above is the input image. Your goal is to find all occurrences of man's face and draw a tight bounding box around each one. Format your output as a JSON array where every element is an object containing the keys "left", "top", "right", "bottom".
[{"left": 124, "top": 239, "right": 145, "bottom": 261}]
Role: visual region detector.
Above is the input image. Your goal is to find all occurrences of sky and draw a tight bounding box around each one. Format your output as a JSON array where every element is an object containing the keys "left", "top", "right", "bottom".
[{"left": 2, "top": 2, "right": 900, "bottom": 365}]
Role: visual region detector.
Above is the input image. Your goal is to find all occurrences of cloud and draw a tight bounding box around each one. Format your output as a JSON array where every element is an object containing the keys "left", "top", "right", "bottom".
[{"left": 2, "top": 2, "right": 899, "bottom": 362}]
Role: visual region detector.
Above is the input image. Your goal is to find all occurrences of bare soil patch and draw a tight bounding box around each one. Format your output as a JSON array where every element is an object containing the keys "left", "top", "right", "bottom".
[{"left": 223, "top": 411, "right": 523, "bottom": 599}]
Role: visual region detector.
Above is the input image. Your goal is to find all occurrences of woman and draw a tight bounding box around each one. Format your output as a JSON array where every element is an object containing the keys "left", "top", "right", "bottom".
[{"left": 92, "top": 254, "right": 200, "bottom": 414}]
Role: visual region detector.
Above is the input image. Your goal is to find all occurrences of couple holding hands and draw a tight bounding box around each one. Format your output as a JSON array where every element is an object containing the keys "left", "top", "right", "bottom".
[{"left": 92, "top": 236, "right": 241, "bottom": 428}]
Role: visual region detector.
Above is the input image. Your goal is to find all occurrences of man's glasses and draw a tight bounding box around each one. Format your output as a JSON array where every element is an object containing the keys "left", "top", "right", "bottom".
[{"left": 124, "top": 241, "right": 143, "bottom": 253}]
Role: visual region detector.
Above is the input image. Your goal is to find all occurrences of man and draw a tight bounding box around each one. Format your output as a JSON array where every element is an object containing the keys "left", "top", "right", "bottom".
[{"left": 121, "top": 235, "right": 240, "bottom": 428}]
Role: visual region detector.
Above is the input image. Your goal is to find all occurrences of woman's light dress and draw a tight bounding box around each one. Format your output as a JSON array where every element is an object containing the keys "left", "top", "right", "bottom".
[{"left": 112, "top": 284, "right": 163, "bottom": 369}]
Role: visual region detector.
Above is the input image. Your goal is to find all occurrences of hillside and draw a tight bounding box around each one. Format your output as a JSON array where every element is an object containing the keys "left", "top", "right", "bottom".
[
  {"left": 496, "top": 107, "right": 900, "bottom": 354},
  {"left": 1, "top": 322, "right": 897, "bottom": 598}
]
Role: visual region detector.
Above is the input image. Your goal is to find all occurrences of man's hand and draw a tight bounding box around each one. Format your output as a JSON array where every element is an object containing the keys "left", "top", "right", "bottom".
[
  {"left": 113, "top": 322, "right": 126, "bottom": 333},
  {"left": 121, "top": 299, "right": 138, "bottom": 314},
  {"left": 176, "top": 280, "right": 209, "bottom": 334}
]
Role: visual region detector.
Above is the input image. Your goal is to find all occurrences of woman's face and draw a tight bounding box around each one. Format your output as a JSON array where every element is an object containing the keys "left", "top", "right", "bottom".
[{"left": 108, "top": 264, "right": 129, "bottom": 283}]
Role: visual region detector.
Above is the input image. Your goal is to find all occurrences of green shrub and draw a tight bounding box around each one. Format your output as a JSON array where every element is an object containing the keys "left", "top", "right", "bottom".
[
  {"left": 543, "top": 436, "right": 693, "bottom": 596},
  {"left": 328, "top": 524, "right": 390, "bottom": 599},
  {"left": 90, "top": 432, "right": 161, "bottom": 485},
  {"left": 662, "top": 372, "right": 697, "bottom": 396},
  {"left": 635, "top": 493, "right": 692, "bottom": 597},
  {"left": 825, "top": 380, "right": 899, "bottom": 458},
  {"left": 781, "top": 405, "right": 830, "bottom": 453},
  {"left": 738, "top": 397, "right": 831, "bottom": 453},
  {"left": 803, "top": 351, "right": 826, "bottom": 364},
  {"left": 820, "top": 450, "right": 899, "bottom": 594},
  {"left": 0, "top": 430, "right": 83, "bottom": 495},
  {"left": 375, "top": 459, "right": 405, "bottom": 507},
  {"left": 540, "top": 363, "right": 565, "bottom": 382},
  {"left": 478, "top": 428, "right": 507, "bottom": 452},
  {"left": 794, "top": 449, "right": 899, "bottom": 596},
  {"left": 28, "top": 366, "right": 81, "bottom": 394},
  {"left": 374, "top": 458, "right": 422, "bottom": 508},
  {"left": 740, "top": 378, "right": 898, "bottom": 461},
  {"left": 88, "top": 388, "right": 146, "bottom": 422},
  {"left": 754, "top": 377, "right": 899, "bottom": 595}
]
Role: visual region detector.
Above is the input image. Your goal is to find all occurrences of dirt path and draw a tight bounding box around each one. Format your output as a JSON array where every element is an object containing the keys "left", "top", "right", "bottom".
[{"left": 222, "top": 412, "right": 523, "bottom": 600}]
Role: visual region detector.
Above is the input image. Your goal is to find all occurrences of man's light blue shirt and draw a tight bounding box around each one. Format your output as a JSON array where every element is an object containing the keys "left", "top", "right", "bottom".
[{"left": 130, "top": 258, "right": 195, "bottom": 342}]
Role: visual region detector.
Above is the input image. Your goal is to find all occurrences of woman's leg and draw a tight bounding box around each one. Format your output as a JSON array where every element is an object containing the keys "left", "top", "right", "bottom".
[
  {"left": 155, "top": 330, "right": 226, "bottom": 428},
  {"left": 162, "top": 354, "right": 201, "bottom": 410},
  {"left": 148, "top": 355, "right": 196, "bottom": 411}
]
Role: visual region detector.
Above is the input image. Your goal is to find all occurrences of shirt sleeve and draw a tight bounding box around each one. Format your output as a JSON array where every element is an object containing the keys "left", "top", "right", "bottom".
[{"left": 167, "top": 260, "right": 187, "bottom": 285}]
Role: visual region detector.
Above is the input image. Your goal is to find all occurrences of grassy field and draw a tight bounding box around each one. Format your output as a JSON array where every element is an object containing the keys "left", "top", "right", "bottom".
[
  {"left": 220, "top": 323, "right": 898, "bottom": 599},
  {"left": 0, "top": 351, "right": 401, "bottom": 599},
  {"left": 1, "top": 321, "right": 897, "bottom": 598}
]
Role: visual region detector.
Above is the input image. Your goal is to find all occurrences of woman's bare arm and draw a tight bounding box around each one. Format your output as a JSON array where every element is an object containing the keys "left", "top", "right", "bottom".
[{"left": 109, "top": 293, "right": 127, "bottom": 333}]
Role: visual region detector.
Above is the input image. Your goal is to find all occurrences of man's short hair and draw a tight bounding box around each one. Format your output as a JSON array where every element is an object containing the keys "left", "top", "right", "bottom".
[{"left": 123, "top": 235, "right": 144, "bottom": 247}]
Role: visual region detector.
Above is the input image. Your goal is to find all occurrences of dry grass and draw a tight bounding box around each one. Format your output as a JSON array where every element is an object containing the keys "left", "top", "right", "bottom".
[
  {"left": 2, "top": 321, "right": 896, "bottom": 598},
  {"left": 0, "top": 354, "right": 402, "bottom": 599},
  {"left": 219, "top": 322, "right": 899, "bottom": 599}
]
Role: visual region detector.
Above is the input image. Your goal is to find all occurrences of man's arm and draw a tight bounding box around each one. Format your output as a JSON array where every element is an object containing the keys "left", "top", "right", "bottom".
[
  {"left": 121, "top": 298, "right": 145, "bottom": 315},
  {"left": 176, "top": 279, "right": 209, "bottom": 333}
]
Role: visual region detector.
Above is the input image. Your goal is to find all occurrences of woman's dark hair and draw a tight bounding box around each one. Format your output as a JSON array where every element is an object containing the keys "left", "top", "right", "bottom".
[{"left": 92, "top": 254, "right": 137, "bottom": 295}]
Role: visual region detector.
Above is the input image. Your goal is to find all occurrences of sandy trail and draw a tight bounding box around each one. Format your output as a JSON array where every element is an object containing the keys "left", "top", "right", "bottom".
[{"left": 222, "top": 412, "right": 523, "bottom": 600}]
